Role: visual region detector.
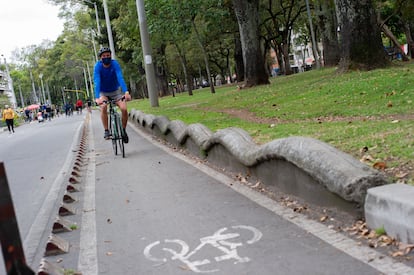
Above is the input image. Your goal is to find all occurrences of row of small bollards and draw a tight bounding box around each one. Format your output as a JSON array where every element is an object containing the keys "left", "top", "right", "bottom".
[{"left": 37, "top": 115, "right": 90, "bottom": 275}]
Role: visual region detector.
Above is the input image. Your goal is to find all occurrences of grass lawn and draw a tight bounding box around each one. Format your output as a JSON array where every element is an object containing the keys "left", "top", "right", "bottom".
[{"left": 128, "top": 62, "right": 414, "bottom": 185}]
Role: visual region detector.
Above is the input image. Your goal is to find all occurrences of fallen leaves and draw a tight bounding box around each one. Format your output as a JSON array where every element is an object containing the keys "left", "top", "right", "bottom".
[
  {"left": 358, "top": 146, "right": 389, "bottom": 171},
  {"left": 358, "top": 146, "right": 412, "bottom": 183},
  {"left": 397, "top": 243, "right": 414, "bottom": 256},
  {"left": 396, "top": 172, "right": 409, "bottom": 179},
  {"left": 360, "top": 155, "right": 388, "bottom": 171},
  {"left": 345, "top": 220, "right": 414, "bottom": 258},
  {"left": 320, "top": 215, "right": 328, "bottom": 222},
  {"left": 373, "top": 162, "right": 387, "bottom": 170},
  {"left": 235, "top": 173, "right": 248, "bottom": 184},
  {"left": 235, "top": 173, "right": 267, "bottom": 193},
  {"left": 280, "top": 196, "right": 308, "bottom": 214}
]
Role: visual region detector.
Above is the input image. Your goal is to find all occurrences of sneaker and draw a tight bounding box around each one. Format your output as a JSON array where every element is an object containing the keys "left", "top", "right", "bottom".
[
  {"left": 104, "top": 130, "right": 111, "bottom": 140},
  {"left": 122, "top": 129, "right": 129, "bottom": 143}
]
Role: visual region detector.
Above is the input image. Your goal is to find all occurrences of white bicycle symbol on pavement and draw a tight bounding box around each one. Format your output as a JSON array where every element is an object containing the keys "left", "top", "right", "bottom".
[{"left": 143, "top": 225, "right": 263, "bottom": 273}]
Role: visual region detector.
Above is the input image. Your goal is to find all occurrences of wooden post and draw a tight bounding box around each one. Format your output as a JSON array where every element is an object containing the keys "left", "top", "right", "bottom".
[{"left": 0, "top": 162, "right": 34, "bottom": 274}]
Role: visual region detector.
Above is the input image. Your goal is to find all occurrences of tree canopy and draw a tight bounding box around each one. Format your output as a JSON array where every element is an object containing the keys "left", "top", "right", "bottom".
[{"left": 4, "top": 0, "right": 413, "bottom": 108}]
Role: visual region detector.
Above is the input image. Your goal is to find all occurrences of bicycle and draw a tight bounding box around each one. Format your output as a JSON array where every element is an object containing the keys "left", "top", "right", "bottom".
[{"left": 103, "top": 98, "right": 126, "bottom": 158}]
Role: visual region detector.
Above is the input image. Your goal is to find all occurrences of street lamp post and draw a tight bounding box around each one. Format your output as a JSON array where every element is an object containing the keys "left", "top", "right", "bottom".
[
  {"left": 305, "top": 0, "right": 320, "bottom": 69},
  {"left": 18, "top": 83, "right": 25, "bottom": 108},
  {"left": 39, "top": 74, "right": 46, "bottom": 104},
  {"left": 46, "top": 83, "right": 52, "bottom": 105},
  {"left": 103, "top": 0, "right": 116, "bottom": 59},
  {"left": 80, "top": 0, "right": 102, "bottom": 60},
  {"left": 85, "top": 61, "right": 94, "bottom": 100},
  {"left": 81, "top": 0, "right": 101, "bottom": 37},
  {"left": 136, "top": 0, "right": 159, "bottom": 107},
  {"left": 29, "top": 71, "right": 39, "bottom": 104},
  {"left": 82, "top": 67, "right": 90, "bottom": 97}
]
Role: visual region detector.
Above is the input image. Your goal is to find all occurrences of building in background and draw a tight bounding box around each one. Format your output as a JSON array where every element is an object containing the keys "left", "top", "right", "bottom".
[{"left": 0, "top": 67, "right": 17, "bottom": 108}]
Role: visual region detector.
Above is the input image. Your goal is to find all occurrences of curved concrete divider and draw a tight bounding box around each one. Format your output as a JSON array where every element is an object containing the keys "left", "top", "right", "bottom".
[{"left": 129, "top": 109, "right": 389, "bottom": 217}]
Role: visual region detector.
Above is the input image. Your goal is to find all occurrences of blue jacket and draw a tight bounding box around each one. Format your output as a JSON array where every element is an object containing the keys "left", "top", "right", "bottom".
[{"left": 94, "top": 59, "right": 128, "bottom": 99}]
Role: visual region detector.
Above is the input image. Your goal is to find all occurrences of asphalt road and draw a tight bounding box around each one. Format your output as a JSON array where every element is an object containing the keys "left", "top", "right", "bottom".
[
  {"left": 0, "top": 113, "right": 85, "bottom": 274},
  {"left": 1, "top": 110, "right": 413, "bottom": 274}
]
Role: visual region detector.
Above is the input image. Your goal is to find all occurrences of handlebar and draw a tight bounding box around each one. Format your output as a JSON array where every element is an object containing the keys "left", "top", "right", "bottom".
[{"left": 99, "top": 96, "right": 126, "bottom": 106}]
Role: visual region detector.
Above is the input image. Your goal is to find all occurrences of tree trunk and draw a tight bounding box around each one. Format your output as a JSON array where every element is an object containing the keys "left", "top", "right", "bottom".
[
  {"left": 334, "top": 0, "right": 388, "bottom": 71},
  {"left": 403, "top": 22, "right": 414, "bottom": 58},
  {"left": 403, "top": 23, "right": 414, "bottom": 58},
  {"left": 192, "top": 20, "right": 215, "bottom": 94},
  {"left": 155, "top": 66, "right": 169, "bottom": 97},
  {"left": 233, "top": 0, "right": 269, "bottom": 87},
  {"left": 174, "top": 43, "right": 193, "bottom": 96},
  {"left": 380, "top": 22, "right": 410, "bottom": 61},
  {"left": 315, "top": 0, "right": 340, "bottom": 66},
  {"left": 234, "top": 33, "right": 245, "bottom": 82},
  {"left": 281, "top": 41, "right": 292, "bottom": 75}
]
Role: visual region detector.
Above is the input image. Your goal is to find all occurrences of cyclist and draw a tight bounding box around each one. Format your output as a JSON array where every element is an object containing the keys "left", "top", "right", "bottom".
[{"left": 94, "top": 47, "right": 131, "bottom": 143}]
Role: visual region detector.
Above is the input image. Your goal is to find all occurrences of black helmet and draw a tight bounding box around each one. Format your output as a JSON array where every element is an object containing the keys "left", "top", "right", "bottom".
[{"left": 98, "top": 47, "right": 111, "bottom": 57}]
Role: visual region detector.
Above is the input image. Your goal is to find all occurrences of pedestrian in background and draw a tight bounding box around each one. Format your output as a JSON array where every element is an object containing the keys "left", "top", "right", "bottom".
[
  {"left": 2, "top": 105, "right": 16, "bottom": 133},
  {"left": 76, "top": 99, "right": 83, "bottom": 114}
]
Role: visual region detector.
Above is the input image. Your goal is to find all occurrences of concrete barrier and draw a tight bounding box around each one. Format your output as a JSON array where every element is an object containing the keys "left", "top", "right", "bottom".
[
  {"left": 130, "top": 109, "right": 414, "bottom": 242},
  {"left": 365, "top": 184, "right": 414, "bottom": 243},
  {"left": 129, "top": 109, "right": 390, "bottom": 218}
]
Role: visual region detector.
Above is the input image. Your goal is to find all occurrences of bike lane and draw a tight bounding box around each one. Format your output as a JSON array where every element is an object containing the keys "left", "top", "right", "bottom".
[{"left": 88, "top": 112, "right": 409, "bottom": 275}]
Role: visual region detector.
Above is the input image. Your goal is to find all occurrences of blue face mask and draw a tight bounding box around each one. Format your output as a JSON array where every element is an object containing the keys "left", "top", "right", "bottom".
[{"left": 102, "top": 57, "right": 111, "bottom": 65}]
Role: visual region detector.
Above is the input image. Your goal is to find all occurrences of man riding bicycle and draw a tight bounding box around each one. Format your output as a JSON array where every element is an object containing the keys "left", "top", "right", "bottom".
[{"left": 94, "top": 47, "right": 131, "bottom": 143}]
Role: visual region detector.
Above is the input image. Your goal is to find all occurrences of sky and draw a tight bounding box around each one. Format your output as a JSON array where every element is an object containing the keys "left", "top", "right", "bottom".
[{"left": 0, "top": 0, "right": 64, "bottom": 61}]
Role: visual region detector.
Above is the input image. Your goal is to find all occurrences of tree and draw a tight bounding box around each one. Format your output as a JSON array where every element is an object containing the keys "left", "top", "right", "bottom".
[
  {"left": 146, "top": 0, "right": 195, "bottom": 96},
  {"left": 233, "top": 0, "right": 269, "bottom": 87},
  {"left": 260, "top": 0, "right": 308, "bottom": 75},
  {"left": 315, "top": 0, "right": 340, "bottom": 66},
  {"left": 375, "top": 0, "right": 412, "bottom": 60},
  {"left": 334, "top": 0, "right": 388, "bottom": 71}
]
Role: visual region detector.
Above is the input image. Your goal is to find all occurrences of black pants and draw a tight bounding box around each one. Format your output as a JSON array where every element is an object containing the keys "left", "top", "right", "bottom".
[{"left": 5, "top": 119, "right": 14, "bottom": 132}]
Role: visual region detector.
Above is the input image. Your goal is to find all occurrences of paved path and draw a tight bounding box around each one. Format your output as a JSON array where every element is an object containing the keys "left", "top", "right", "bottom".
[{"left": 37, "top": 111, "right": 414, "bottom": 274}]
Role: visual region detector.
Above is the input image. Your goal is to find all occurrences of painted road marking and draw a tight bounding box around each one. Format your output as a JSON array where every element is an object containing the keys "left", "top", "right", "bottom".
[{"left": 144, "top": 225, "right": 262, "bottom": 273}]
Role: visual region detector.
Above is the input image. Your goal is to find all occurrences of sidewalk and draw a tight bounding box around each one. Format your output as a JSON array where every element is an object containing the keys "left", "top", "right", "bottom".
[{"left": 38, "top": 111, "right": 414, "bottom": 274}]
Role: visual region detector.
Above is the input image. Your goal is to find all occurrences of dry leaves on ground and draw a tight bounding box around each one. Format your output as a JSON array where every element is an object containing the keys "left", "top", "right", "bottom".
[{"left": 345, "top": 220, "right": 414, "bottom": 259}]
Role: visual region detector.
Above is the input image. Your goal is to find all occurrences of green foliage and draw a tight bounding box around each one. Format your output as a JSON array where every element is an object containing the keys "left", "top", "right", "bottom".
[
  {"left": 8, "top": 0, "right": 414, "bottom": 108},
  {"left": 375, "top": 226, "right": 386, "bottom": 236}
]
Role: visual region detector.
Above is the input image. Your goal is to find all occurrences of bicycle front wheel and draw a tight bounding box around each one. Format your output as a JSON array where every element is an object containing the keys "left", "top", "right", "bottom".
[
  {"left": 111, "top": 113, "right": 118, "bottom": 156},
  {"left": 115, "top": 114, "right": 125, "bottom": 158}
]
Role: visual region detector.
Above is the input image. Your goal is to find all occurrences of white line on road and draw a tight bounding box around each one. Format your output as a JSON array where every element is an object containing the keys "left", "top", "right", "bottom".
[{"left": 78, "top": 115, "right": 98, "bottom": 275}]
